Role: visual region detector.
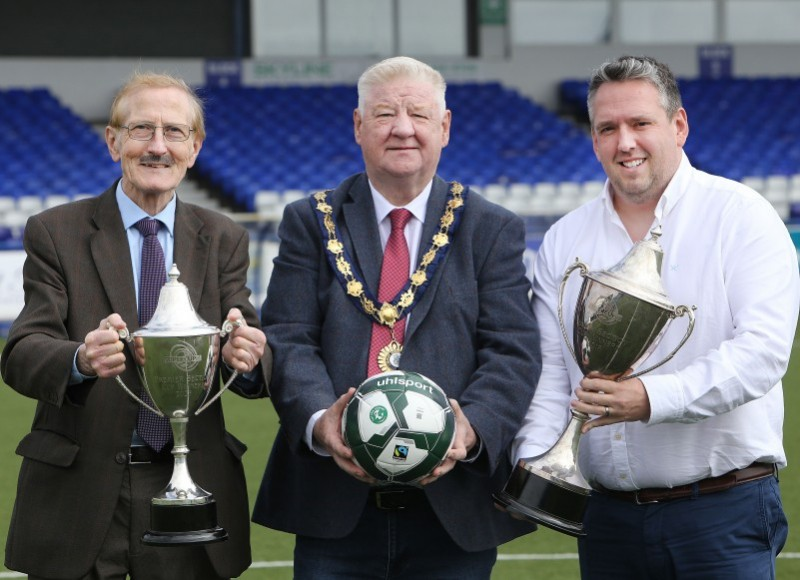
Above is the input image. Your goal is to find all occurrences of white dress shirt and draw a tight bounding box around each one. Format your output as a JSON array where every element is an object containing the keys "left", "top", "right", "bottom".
[{"left": 513, "top": 152, "right": 800, "bottom": 491}]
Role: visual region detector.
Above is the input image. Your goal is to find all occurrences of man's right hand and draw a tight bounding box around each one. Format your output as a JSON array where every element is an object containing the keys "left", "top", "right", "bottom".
[
  {"left": 313, "top": 388, "right": 377, "bottom": 484},
  {"left": 77, "top": 314, "right": 128, "bottom": 378}
]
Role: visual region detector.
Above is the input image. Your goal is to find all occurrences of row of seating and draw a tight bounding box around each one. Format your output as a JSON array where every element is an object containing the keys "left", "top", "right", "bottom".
[
  {"left": 3, "top": 77, "right": 800, "bottom": 245},
  {"left": 560, "top": 76, "right": 800, "bottom": 181},
  {"left": 0, "top": 88, "right": 119, "bottom": 200},
  {"left": 196, "top": 82, "right": 605, "bottom": 210}
]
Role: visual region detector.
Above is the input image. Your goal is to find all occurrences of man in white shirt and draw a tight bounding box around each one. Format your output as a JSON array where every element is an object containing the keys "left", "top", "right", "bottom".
[{"left": 512, "top": 55, "right": 799, "bottom": 578}]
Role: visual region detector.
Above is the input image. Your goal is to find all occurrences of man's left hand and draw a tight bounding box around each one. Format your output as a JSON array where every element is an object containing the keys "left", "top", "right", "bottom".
[
  {"left": 221, "top": 308, "right": 266, "bottom": 374},
  {"left": 419, "top": 399, "right": 476, "bottom": 485},
  {"left": 572, "top": 372, "right": 651, "bottom": 433}
]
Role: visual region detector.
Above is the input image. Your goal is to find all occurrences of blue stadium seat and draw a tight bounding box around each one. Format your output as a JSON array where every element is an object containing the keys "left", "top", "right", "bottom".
[
  {"left": 195, "top": 82, "right": 599, "bottom": 210},
  {"left": 0, "top": 87, "right": 117, "bottom": 212},
  {"left": 4, "top": 78, "right": 800, "bottom": 222}
]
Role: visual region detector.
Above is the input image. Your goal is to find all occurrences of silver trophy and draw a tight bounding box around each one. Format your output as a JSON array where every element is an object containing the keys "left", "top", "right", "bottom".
[
  {"left": 115, "top": 264, "right": 240, "bottom": 546},
  {"left": 495, "top": 226, "right": 695, "bottom": 536}
]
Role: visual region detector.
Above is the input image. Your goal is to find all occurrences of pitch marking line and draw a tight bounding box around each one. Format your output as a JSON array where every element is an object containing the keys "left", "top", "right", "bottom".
[
  {"left": 2, "top": 553, "right": 799, "bottom": 576},
  {"left": 243, "top": 552, "right": 800, "bottom": 567}
]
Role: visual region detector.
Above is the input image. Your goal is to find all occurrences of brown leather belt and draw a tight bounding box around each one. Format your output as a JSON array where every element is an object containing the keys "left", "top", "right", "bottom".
[
  {"left": 368, "top": 487, "right": 428, "bottom": 511},
  {"left": 597, "top": 462, "right": 777, "bottom": 505}
]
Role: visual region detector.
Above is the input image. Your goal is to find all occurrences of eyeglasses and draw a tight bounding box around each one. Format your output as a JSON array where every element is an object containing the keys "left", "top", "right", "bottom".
[{"left": 120, "top": 123, "right": 195, "bottom": 142}]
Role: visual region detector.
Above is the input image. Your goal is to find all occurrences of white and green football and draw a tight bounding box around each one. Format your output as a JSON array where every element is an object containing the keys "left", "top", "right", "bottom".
[{"left": 342, "top": 370, "right": 456, "bottom": 484}]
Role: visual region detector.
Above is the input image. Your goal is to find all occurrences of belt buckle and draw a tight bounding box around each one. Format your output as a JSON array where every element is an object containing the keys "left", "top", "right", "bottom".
[
  {"left": 633, "top": 490, "right": 660, "bottom": 505},
  {"left": 374, "top": 490, "right": 405, "bottom": 510},
  {"left": 128, "top": 447, "right": 152, "bottom": 465}
]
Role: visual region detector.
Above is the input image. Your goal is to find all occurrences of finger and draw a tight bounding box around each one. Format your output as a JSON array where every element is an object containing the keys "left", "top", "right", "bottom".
[
  {"left": 338, "top": 387, "right": 357, "bottom": 407},
  {"left": 570, "top": 398, "right": 607, "bottom": 419},
  {"left": 420, "top": 458, "right": 456, "bottom": 485},
  {"left": 104, "top": 313, "right": 127, "bottom": 331}
]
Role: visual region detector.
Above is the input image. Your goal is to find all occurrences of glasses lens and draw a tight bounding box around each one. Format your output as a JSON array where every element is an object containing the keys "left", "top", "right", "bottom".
[
  {"left": 123, "top": 124, "right": 192, "bottom": 142},
  {"left": 127, "top": 124, "right": 155, "bottom": 140},
  {"left": 164, "top": 125, "right": 191, "bottom": 142}
]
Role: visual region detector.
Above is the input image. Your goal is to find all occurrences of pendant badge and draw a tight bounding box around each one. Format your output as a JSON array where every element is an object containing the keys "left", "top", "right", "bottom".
[{"left": 377, "top": 341, "right": 403, "bottom": 373}]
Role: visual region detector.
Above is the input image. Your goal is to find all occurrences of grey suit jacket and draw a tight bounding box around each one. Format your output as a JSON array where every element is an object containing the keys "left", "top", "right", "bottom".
[
  {"left": 1, "top": 184, "right": 271, "bottom": 578},
  {"left": 253, "top": 174, "right": 541, "bottom": 551}
]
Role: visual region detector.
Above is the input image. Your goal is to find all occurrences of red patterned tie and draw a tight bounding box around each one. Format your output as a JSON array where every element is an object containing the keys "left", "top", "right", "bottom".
[
  {"left": 133, "top": 218, "right": 172, "bottom": 452},
  {"left": 367, "top": 209, "right": 412, "bottom": 376}
]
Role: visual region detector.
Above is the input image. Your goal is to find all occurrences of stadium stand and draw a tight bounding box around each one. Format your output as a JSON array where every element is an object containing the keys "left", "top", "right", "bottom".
[
  {"left": 0, "top": 87, "right": 119, "bottom": 246},
  {"left": 3, "top": 77, "right": 800, "bottom": 246},
  {"left": 196, "top": 82, "right": 604, "bottom": 213},
  {"left": 559, "top": 76, "right": 800, "bottom": 223}
]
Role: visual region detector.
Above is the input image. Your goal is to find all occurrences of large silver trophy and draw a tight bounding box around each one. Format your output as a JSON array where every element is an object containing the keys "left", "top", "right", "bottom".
[
  {"left": 115, "top": 265, "right": 240, "bottom": 546},
  {"left": 494, "top": 226, "right": 695, "bottom": 536}
]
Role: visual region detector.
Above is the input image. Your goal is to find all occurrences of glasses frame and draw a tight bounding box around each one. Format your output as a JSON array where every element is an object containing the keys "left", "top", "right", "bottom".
[{"left": 119, "top": 123, "right": 195, "bottom": 143}]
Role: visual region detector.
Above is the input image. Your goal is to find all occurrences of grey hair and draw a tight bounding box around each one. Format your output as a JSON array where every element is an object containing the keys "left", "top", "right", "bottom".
[
  {"left": 587, "top": 55, "right": 682, "bottom": 125},
  {"left": 357, "top": 56, "right": 447, "bottom": 114},
  {"left": 109, "top": 70, "right": 205, "bottom": 141}
]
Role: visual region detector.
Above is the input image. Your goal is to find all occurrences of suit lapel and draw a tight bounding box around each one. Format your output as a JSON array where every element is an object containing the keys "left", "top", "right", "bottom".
[
  {"left": 406, "top": 178, "right": 453, "bottom": 338},
  {"left": 172, "top": 200, "right": 209, "bottom": 311},
  {"left": 341, "top": 176, "right": 383, "bottom": 293},
  {"left": 90, "top": 187, "right": 138, "bottom": 327}
]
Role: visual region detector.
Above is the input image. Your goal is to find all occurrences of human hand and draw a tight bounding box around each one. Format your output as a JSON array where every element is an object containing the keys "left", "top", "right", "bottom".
[
  {"left": 220, "top": 308, "right": 267, "bottom": 374},
  {"left": 314, "top": 388, "right": 378, "bottom": 484},
  {"left": 77, "top": 314, "right": 128, "bottom": 378},
  {"left": 572, "top": 371, "right": 651, "bottom": 433},
  {"left": 418, "top": 399, "right": 476, "bottom": 485}
]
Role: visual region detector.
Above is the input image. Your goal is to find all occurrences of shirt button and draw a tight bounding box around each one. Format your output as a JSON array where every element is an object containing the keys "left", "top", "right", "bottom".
[
  {"left": 619, "top": 473, "right": 628, "bottom": 480},
  {"left": 115, "top": 451, "right": 128, "bottom": 464},
  {"left": 614, "top": 433, "right": 622, "bottom": 441}
]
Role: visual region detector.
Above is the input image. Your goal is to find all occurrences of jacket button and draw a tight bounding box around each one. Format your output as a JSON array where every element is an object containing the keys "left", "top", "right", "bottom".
[{"left": 115, "top": 451, "right": 128, "bottom": 464}]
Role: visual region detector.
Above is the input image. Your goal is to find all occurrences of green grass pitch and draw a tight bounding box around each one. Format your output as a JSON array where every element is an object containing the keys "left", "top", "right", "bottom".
[{"left": 1, "top": 335, "right": 799, "bottom": 578}]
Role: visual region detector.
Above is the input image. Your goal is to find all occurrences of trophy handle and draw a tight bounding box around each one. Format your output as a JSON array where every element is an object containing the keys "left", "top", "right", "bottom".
[
  {"left": 558, "top": 259, "right": 589, "bottom": 368},
  {"left": 625, "top": 304, "right": 696, "bottom": 380},
  {"left": 195, "top": 318, "right": 243, "bottom": 415},
  {"left": 113, "top": 327, "right": 165, "bottom": 417}
]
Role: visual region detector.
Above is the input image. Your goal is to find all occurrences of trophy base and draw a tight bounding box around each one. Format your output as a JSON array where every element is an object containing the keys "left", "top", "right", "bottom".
[
  {"left": 494, "top": 462, "right": 590, "bottom": 538},
  {"left": 142, "top": 500, "right": 229, "bottom": 546}
]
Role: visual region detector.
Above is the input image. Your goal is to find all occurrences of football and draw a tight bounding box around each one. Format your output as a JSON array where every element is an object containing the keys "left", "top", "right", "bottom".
[{"left": 342, "top": 370, "right": 456, "bottom": 484}]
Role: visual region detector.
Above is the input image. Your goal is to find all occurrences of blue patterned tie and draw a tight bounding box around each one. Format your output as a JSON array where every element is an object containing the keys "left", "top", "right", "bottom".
[{"left": 133, "top": 218, "right": 172, "bottom": 452}]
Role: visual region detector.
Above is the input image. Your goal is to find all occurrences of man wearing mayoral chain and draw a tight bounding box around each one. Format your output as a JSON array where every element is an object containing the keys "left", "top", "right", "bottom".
[{"left": 254, "top": 56, "right": 541, "bottom": 578}]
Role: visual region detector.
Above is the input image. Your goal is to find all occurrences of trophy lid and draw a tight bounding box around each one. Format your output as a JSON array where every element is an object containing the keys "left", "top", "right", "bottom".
[
  {"left": 585, "top": 226, "right": 675, "bottom": 311},
  {"left": 133, "top": 264, "right": 218, "bottom": 337}
]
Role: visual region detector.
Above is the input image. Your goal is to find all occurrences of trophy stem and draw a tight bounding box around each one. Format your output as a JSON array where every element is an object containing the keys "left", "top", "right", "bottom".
[
  {"left": 143, "top": 416, "right": 228, "bottom": 546},
  {"left": 152, "top": 416, "right": 210, "bottom": 505},
  {"left": 494, "top": 410, "right": 592, "bottom": 537}
]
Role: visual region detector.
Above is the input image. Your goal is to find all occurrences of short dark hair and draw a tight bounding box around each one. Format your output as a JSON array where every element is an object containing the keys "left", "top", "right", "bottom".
[{"left": 587, "top": 55, "right": 682, "bottom": 125}]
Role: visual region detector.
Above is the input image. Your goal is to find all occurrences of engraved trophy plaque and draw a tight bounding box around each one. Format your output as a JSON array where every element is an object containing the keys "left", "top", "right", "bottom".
[
  {"left": 115, "top": 265, "right": 240, "bottom": 546},
  {"left": 494, "top": 226, "right": 695, "bottom": 536}
]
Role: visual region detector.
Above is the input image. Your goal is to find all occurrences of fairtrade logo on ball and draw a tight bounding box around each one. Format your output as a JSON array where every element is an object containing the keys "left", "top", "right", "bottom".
[{"left": 342, "top": 370, "right": 456, "bottom": 484}]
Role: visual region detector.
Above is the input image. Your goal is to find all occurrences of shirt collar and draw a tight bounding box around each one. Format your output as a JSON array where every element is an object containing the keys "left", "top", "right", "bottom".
[
  {"left": 115, "top": 181, "right": 177, "bottom": 236},
  {"left": 601, "top": 150, "right": 693, "bottom": 225},
  {"left": 655, "top": 151, "right": 692, "bottom": 222},
  {"left": 369, "top": 180, "right": 432, "bottom": 225}
]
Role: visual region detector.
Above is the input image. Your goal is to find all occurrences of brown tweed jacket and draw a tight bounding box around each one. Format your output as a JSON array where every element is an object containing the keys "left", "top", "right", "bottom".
[{"left": 1, "top": 183, "right": 270, "bottom": 578}]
